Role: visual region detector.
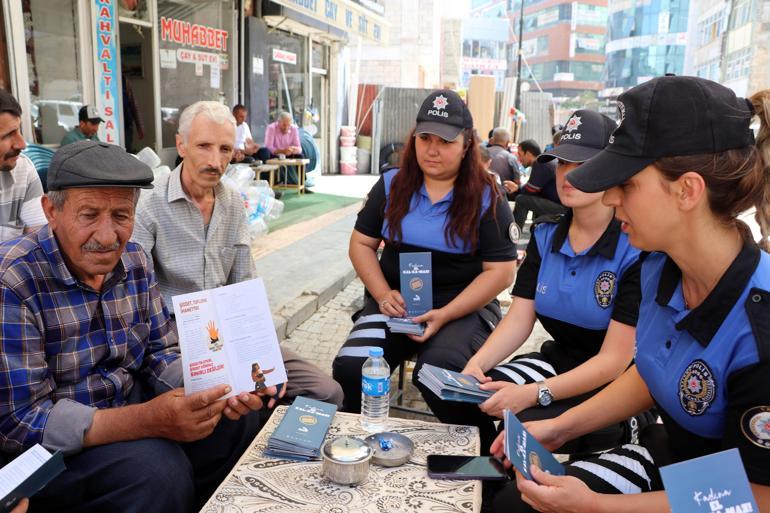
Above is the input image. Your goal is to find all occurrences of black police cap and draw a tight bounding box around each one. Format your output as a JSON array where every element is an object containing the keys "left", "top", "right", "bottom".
[
  {"left": 538, "top": 109, "right": 617, "bottom": 164},
  {"left": 568, "top": 75, "right": 756, "bottom": 193},
  {"left": 48, "top": 140, "right": 154, "bottom": 191},
  {"left": 415, "top": 89, "right": 474, "bottom": 142}
]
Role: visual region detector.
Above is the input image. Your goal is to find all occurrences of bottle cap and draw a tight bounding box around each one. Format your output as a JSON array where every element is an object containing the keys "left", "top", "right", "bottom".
[{"left": 369, "top": 347, "right": 384, "bottom": 357}]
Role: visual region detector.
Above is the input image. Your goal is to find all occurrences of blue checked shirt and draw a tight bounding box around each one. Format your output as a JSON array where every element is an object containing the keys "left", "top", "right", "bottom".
[{"left": 0, "top": 225, "right": 181, "bottom": 455}]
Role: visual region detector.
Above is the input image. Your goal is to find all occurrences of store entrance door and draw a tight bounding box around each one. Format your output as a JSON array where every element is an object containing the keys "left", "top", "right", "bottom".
[{"left": 119, "top": 23, "right": 156, "bottom": 153}]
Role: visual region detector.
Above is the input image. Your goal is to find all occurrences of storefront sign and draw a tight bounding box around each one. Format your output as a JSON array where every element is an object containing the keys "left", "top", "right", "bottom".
[
  {"left": 269, "top": 0, "right": 388, "bottom": 43},
  {"left": 272, "top": 48, "right": 297, "bottom": 65},
  {"left": 160, "top": 16, "right": 229, "bottom": 51},
  {"left": 177, "top": 49, "right": 220, "bottom": 65},
  {"left": 94, "top": 0, "right": 120, "bottom": 144}
]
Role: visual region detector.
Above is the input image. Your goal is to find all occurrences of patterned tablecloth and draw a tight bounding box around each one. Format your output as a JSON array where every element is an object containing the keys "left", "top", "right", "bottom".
[{"left": 201, "top": 407, "right": 481, "bottom": 513}]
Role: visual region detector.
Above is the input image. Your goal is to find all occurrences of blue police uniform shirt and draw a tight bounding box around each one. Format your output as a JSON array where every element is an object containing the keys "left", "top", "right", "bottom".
[
  {"left": 512, "top": 212, "right": 642, "bottom": 371},
  {"left": 355, "top": 169, "right": 517, "bottom": 307},
  {"left": 635, "top": 238, "right": 770, "bottom": 484}
]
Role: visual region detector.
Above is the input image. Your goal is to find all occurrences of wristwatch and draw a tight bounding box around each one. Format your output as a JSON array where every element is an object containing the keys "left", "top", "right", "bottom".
[{"left": 536, "top": 381, "right": 553, "bottom": 407}]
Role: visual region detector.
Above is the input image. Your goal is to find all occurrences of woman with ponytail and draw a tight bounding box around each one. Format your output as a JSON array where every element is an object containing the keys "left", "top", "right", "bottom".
[
  {"left": 332, "top": 90, "right": 517, "bottom": 432},
  {"left": 490, "top": 76, "right": 770, "bottom": 512}
]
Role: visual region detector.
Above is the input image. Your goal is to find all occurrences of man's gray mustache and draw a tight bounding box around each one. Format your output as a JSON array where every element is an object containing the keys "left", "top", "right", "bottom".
[{"left": 82, "top": 240, "right": 120, "bottom": 251}]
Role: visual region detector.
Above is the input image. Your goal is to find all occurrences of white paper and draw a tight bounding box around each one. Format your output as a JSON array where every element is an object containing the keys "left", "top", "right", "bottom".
[
  {"left": 0, "top": 444, "right": 51, "bottom": 498},
  {"left": 210, "top": 63, "right": 221, "bottom": 89},
  {"left": 195, "top": 62, "right": 204, "bottom": 76},
  {"left": 253, "top": 57, "right": 264, "bottom": 75},
  {"left": 173, "top": 278, "right": 287, "bottom": 398},
  {"left": 160, "top": 49, "right": 177, "bottom": 69}
]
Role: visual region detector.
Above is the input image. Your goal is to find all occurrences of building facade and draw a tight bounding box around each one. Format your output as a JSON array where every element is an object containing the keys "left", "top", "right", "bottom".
[
  {"left": 459, "top": 16, "right": 509, "bottom": 90},
  {"left": 685, "top": 0, "right": 770, "bottom": 98},
  {"left": 0, "top": 0, "right": 385, "bottom": 173},
  {"left": 603, "top": 0, "right": 689, "bottom": 98}
]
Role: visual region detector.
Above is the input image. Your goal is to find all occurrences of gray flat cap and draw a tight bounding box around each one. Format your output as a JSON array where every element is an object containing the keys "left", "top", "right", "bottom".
[{"left": 48, "top": 140, "right": 154, "bottom": 191}]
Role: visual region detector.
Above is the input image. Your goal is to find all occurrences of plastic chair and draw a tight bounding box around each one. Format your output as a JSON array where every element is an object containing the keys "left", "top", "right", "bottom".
[{"left": 22, "top": 144, "right": 55, "bottom": 192}]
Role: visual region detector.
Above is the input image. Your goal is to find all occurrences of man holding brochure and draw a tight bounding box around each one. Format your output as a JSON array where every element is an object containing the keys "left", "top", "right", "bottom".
[
  {"left": 0, "top": 141, "right": 266, "bottom": 513},
  {"left": 132, "top": 101, "right": 343, "bottom": 408}
]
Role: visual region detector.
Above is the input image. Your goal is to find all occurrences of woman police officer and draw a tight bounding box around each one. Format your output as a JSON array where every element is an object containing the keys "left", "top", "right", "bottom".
[
  {"left": 490, "top": 76, "right": 770, "bottom": 512},
  {"left": 456, "top": 110, "right": 647, "bottom": 453},
  {"left": 332, "top": 90, "right": 517, "bottom": 433}
]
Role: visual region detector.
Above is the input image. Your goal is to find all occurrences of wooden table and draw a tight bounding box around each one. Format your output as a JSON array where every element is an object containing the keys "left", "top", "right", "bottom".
[
  {"left": 265, "top": 158, "right": 311, "bottom": 195},
  {"left": 249, "top": 163, "right": 280, "bottom": 188},
  {"left": 200, "top": 407, "right": 482, "bottom": 513}
]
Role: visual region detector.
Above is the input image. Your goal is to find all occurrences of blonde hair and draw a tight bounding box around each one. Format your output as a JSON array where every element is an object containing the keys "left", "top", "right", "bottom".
[{"left": 654, "top": 89, "right": 770, "bottom": 251}]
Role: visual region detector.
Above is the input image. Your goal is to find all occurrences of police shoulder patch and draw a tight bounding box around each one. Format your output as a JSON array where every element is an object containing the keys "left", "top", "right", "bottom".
[
  {"left": 594, "top": 271, "right": 616, "bottom": 308},
  {"left": 678, "top": 359, "right": 716, "bottom": 416},
  {"left": 509, "top": 222, "right": 520, "bottom": 244},
  {"left": 740, "top": 406, "right": 770, "bottom": 449}
]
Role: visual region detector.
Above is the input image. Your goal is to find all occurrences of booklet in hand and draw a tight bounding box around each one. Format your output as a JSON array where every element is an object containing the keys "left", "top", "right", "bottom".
[
  {"left": 417, "top": 363, "right": 494, "bottom": 404},
  {"left": 172, "top": 277, "right": 288, "bottom": 399},
  {"left": 503, "top": 410, "right": 564, "bottom": 481},
  {"left": 387, "top": 252, "right": 432, "bottom": 336},
  {"left": 660, "top": 448, "right": 758, "bottom": 513},
  {"left": 0, "top": 444, "right": 65, "bottom": 513},
  {"left": 264, "top": 397, "right": 337, "bottom": 461}
]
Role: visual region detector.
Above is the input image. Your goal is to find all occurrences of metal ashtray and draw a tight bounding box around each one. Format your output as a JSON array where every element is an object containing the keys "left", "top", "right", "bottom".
[
  {"left": 364, "top": 432, "right": 414, "bottom": 467},
  {"left": 322, "top": 436, "right": 372, "bottom": 485}
]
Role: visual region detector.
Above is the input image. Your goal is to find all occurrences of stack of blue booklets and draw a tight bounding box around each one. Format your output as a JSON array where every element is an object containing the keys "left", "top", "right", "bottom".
[
  {"left": 503, "top": 410, "right": 564, "bottom": 481},
  {"left": 387, "top": 252, "right": 432, "bottom": 337},
  {"left": 417, "top": 364, "right": 494, "bottom": 403},
  {"left": 264, "top": 397, "right": 337, "bottom": 461}
]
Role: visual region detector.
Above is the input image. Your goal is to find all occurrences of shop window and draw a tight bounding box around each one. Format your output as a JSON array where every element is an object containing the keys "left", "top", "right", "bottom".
[
  {"left": 118, "top": 0, "right": 149, "bottom": 22},
  {"left": 157, "top": 0, "right": 235, "bottom": 148},
  {"left": 266, "top": 30, "right": 306, "bottom": 124},
  {"left": 23, "top": 0, "right": 83, "bottom": 144}
]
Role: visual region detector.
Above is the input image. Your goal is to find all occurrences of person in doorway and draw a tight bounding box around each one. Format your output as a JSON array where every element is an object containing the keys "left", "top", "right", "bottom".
[{"left": 60, "top": 106, "right": 102, "bottom": 147}]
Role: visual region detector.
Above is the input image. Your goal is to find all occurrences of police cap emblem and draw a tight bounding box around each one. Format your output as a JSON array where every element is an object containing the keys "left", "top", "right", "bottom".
[
  {"left": 678, "top": 360, "right": 716, "bottom": 416},
  {"left": 741, "top": 406, "right": 770, "bottom": 449},
  {"left": 594, "top": 271, "right": 616, "bottom": 308}
]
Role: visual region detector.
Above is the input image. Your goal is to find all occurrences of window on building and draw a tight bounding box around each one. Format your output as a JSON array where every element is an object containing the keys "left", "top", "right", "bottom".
[
  {"left": 731, "top": 0, "right": 754, "bottom": 30},
  {"left": 575, "top": 4, "right": 608, "bottom": 27},
  {"left": 697, "top": 10, "right": 725, "bottom": 46},
  {"left": 266, "top": 30, "right": 306, "bottom": 124},
  {"left": 24, "top": 0, "right": 83, "bottom": 144},
  {"left": 157, "top": 0, "right": 236, "bottom": 148},
  {"left": 725, "top": 47, "right": 753, "bottom": 80},
  {"left": 574, "top": 33, "right": 605, "bottom": 55}
]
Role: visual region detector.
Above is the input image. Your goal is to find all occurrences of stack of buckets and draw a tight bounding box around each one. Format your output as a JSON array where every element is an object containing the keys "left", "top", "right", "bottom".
[{"left": 339, "top": 126, "right": 357, "bottom": 175}]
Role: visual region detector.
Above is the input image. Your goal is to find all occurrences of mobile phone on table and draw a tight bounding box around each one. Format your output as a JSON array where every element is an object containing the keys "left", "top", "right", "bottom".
[{"left": 426, "top": 455, "right": 508, "bottom": 481}]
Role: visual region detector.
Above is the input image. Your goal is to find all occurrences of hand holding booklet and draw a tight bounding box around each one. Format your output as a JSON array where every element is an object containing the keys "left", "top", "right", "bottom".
[
  {"left": 387, "top": 252, "right": 432, "bottom": 336},
  {"left": 417, "top": 363, "right": 494, "bottom": 403},
  {"left": 0, "top": 444, "right": 65, "bottom": 513},
  {"left": 503, "top": 410, "right": 564, "bottom": 481},
  {"left": 172, "top": 278, "right": 287, "bottom": 398}
]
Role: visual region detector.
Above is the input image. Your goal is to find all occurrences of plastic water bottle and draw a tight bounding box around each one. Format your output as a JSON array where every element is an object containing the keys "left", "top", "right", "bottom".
[{"left": 361, "top": 347, "right": 390, "bottom": 432}]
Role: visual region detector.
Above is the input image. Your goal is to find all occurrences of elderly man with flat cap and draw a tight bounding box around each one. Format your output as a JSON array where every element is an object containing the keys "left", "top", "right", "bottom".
[{"left": 0, "top": 140, "right": 266, "bottom": 513}]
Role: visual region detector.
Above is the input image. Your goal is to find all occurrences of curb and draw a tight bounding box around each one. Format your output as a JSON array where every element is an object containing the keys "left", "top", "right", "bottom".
[{"left": 272, "top": 267, "right": 358, "bottom": 341}]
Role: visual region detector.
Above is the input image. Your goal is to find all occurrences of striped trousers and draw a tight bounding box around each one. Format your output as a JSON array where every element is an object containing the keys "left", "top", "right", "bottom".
[{"left": 332, "top": 295, "right": 502, "bottom": 446}]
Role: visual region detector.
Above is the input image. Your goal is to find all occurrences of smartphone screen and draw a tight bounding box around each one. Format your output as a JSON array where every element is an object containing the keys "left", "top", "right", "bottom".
[{"left": 426, "top": 455, "right": 508, "bottom": 480}]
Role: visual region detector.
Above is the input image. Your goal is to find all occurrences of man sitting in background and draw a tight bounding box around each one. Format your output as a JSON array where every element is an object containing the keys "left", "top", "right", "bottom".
[
  {"left": 0, "top": 90, "right": 46, "bottom": 240},
  {"left": 60, "top": 106, "right": 102, "bottom": 146},
  {"left": 486, "top": 127, "right": 521, "bottom": 200},
  {"left": 512, "top": 139, "right": 566, "bottom": 233},
  {"left": 231, "top": 104, "right": 262, "bottom": 164},
  {"left": 264, "top": 112, "right": 302, "bottom": 158}
]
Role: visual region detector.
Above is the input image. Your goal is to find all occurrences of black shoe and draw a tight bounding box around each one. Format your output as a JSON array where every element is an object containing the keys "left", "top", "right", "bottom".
[
  {"left": 273, "top": 190, "right": 283, "bottom": 200},
  {"left": 304, "top": 188, "right": 314, "bottom": 194}
]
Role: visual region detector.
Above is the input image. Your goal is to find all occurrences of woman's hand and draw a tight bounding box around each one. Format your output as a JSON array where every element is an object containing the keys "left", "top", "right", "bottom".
[
  {"left": 462, "top": 361, "right": 491, "bottom": 384},
  {"left": 479, "top": 382, "right": 537, "bottom": 418},
  {"left": 517, "top": 466, "right": 598, "bottom": 513},
  {"left": 377, "top": 290, "right": 407, "bottom": 317},
  {"left": 490, "top": 430, "right": 510, "bottom": 467},
  {"left": 525, "top": 418, "right": 569, "bottom": 452},
  {"left": 408, "top": 308, "right": 449, "bottom": 343}
]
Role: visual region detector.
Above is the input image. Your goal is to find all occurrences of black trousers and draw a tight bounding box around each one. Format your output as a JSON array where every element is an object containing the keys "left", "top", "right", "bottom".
[
  {"left": 332, "top": 296, "right": 502, "bottom": 447},
  {"left": 30, "top": 409, "right": 267, "bottom": 513}
]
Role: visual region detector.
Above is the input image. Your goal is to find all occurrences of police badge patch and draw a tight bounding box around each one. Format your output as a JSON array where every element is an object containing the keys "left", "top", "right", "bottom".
[
  {"left": 594, "top": 271, "right": 616, "bottom": 308},
  {"left": 509, "top": 222, "right": 520, "bottom": 244},
  {"left": 740, "top": 406, "right": 770, "bottom": 449},
  {"left": 678, "top": 360, "right": 716, "bottom": 416}
]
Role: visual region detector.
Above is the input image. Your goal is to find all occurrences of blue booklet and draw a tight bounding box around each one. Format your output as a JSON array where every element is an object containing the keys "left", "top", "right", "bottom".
[
  {"left": 265, "top": 397, "right": 337, "bottom": 461},
  {"left": 399, "top": 252, "right": 432, "bottom": 317},
  {"left": 660, "top": 448, "right": 758, "bottom": 513},
  {"left": 0, "top": 444, "right": 65, "bottom": 513},
  {"left": 417, "top": 363, "right": 493, "bottom": 403},
  {"left": 503, "top": 410, "right": 564, "bottom": 481}
]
